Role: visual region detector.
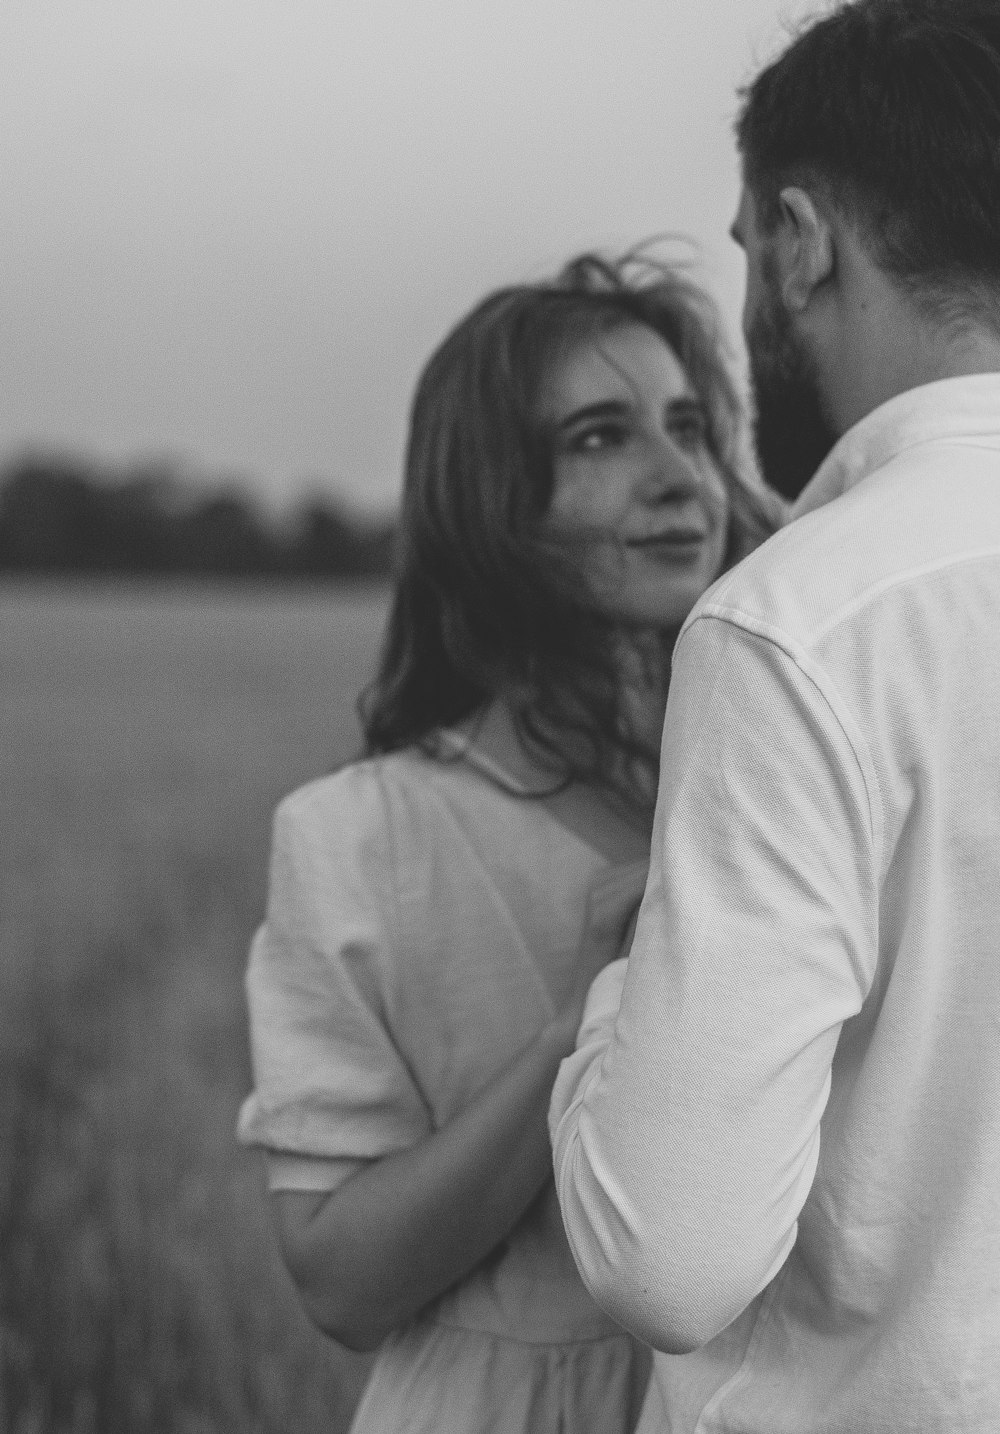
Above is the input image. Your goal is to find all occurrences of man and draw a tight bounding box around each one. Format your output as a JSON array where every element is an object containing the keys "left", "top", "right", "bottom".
[{"left": 549, "top": 2, "right": 1000, "bottom": 1429}]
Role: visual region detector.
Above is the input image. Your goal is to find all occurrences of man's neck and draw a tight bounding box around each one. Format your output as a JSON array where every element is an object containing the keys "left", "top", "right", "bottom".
[{"left": 822, "top": 275, "right": 1000, "bottom": 438}]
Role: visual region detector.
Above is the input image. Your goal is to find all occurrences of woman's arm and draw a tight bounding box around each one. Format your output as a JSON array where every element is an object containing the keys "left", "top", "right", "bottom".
[{"left": 274, "top": 995, "right": 586, "bottom": 1352}]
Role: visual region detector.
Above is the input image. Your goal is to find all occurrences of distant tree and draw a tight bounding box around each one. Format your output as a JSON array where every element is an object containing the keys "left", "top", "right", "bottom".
[
  {"left": 177, "top": 491, "right": 280, "bottom": 576},
  {"left": 0, "top": 459, "right": 106, "bottom": 572},
  {"left": 0, "top": 454, "right": 396, "bottom": 580},
  {"left": 286, "top": 500, "right": 393, "bottom": 577}
]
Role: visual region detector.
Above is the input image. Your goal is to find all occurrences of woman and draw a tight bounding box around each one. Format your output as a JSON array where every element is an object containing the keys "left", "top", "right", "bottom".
[{"left": 238, "top": 250, "right": 782, "bottom": 1433}]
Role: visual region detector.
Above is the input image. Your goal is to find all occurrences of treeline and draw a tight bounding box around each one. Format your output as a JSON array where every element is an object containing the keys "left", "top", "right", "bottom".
[{"left": 0, "top": 455, "right": 396, "bottom": 580}]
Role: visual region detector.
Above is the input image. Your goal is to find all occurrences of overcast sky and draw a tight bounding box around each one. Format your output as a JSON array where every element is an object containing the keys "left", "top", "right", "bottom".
[{"left": 1, "top": 0, "right": 822, "bottom": 513}]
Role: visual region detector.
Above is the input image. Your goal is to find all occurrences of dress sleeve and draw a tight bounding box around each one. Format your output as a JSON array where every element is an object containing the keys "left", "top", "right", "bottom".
[
  {"left": 550, "top": 612, "right": 878, "bottom": 1353},
  {"left": 237, "top": 769, "right": 433, "bottom": 1189}
]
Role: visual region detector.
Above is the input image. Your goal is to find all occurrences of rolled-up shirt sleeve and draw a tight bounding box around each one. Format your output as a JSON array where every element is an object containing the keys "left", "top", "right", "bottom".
[{"left": 549, "top": 612, "right": 878, "bottom": 1353}]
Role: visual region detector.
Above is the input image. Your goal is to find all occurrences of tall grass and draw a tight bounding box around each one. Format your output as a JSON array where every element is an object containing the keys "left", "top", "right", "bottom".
[{"left": 0, "top": 581, "right": 388, "bottom": 1432}]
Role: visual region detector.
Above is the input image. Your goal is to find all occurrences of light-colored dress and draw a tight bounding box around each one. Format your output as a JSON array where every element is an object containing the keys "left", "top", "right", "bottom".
[{"left": 238, "top": 733, "right": 651, "bottom": 1434}]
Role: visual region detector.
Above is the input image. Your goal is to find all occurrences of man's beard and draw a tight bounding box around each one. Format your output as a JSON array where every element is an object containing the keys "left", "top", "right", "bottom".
[{"left": 747, "top": 285, "right": 838, "bottom": 503}]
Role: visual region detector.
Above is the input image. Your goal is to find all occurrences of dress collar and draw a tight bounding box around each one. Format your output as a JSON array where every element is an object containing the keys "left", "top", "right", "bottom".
[{"left": 789, "top": 372, "right": 1000, "bottom": 521}]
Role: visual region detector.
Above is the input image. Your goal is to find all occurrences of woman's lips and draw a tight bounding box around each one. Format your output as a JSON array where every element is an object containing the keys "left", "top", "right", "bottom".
[{"left": 627, "top": 529, "right": 707, "bottom": 552}]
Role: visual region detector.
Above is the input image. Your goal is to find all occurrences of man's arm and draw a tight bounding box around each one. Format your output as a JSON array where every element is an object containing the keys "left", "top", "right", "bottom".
[{"left": 550, "top": 613, "right": 878, "bottom": 1353}]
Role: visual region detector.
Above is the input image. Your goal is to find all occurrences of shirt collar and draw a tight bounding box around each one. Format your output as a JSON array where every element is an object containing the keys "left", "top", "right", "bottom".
[{"left": 789, "top": 372, "right": 1000, "bottom": 521}]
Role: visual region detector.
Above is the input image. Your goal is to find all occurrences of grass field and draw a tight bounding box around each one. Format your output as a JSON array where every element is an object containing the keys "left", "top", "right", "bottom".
[{"left": 0, "top": 580, "right": 391, "bottom": 1433}]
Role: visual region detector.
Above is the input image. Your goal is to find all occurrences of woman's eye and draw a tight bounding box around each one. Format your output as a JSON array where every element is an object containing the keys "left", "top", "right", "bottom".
[
  {"left": 668, "top": 413, "right": 708, "bottom": 451},
  {"left": 569, "top": 423, "right": 627, "bottom": 453}
]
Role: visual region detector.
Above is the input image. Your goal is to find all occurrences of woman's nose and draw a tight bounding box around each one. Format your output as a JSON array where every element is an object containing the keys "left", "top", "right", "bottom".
[{"left": 638, "top": 431, "right": 703, "bottom": 500}]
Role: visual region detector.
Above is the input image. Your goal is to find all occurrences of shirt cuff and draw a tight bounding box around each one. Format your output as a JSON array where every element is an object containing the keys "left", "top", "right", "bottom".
[{"left": 264, "top": 1151, "right": 368, "bottom": 1192}]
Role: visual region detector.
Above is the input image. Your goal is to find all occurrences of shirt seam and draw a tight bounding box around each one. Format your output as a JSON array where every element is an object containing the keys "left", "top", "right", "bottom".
[
  {"left": 370, "top": 759, "right": 406, "bottom": 978},
  {"left": 693, "top": 1259, "right": 795, "bottom": 1434},
  {"left": 680, "top": 609, "right": 883, "bottom": 987},
  {"left": 805, "top": 545, "right": 1000, "bottom": 645}
]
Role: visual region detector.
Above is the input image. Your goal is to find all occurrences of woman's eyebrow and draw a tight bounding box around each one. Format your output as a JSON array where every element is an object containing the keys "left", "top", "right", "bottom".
[{"left": 556, "top": 399, "right": 629, "bottom": 431}]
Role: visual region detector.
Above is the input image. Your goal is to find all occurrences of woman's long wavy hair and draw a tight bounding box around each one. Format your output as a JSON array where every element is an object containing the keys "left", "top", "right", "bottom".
[{"left": 358, "top": 248, "right": 783, "bottom": 812}]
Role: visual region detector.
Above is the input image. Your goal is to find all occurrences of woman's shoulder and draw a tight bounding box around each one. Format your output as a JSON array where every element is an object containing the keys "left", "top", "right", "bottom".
[
  {"left": 277, "top": 749, "right": 405, "bottom": 820},
  {"left": 272, "top": 746, "right": 455, "bottom": 865}
]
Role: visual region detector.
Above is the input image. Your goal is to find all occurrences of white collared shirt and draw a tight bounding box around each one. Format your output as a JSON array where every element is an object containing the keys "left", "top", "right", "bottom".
[{"left": 550, "top": 375, "right": 1000, "bottom": 1433}]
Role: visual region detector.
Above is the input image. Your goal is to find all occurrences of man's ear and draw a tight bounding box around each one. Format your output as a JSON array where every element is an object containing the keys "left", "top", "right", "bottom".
[{"left": 775, "top": 186, "right": 834, "bottom": 312}]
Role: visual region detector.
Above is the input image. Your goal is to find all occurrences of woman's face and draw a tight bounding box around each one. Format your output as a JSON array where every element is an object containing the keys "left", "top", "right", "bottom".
[{"left": 542, "top": 321, "right": 730, "bottom": 629}]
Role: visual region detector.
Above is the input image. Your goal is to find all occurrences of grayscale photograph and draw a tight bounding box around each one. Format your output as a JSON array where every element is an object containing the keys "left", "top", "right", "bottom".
[{"left": 2, "top": 1, "right": 999, "bottom": 1430}]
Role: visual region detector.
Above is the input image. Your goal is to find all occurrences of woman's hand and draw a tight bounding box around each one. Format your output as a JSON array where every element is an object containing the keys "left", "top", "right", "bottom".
[{"left": 274, "top": 877, "right": 646, "bottom": 1353}]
